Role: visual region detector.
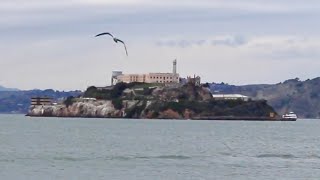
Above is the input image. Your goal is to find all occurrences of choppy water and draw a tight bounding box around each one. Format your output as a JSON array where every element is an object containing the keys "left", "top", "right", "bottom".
[{"left": 1, "top": 115, "right": 320, "bottom": 180}]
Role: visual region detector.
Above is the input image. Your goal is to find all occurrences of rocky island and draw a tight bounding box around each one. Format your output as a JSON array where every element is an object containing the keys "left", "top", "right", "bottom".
[{"left": 27, "top": 82, "right": 278, "bottom": 120}]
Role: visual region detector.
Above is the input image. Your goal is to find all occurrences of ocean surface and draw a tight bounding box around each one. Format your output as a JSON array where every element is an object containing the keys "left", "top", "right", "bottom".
[{"left": 1, "top": 115, "right": 320, "bottom": 180}]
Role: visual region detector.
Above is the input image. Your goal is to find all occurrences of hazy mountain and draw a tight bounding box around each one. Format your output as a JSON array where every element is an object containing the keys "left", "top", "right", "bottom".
[
  {"left": 209, "top": 77, "right": 320, "bottom": 118},
  {"left": 0, "top": 89, "right": 82, "bottom": 114},
  {"left": 0, "top": 85, "right": 19, "bottom": 91}
]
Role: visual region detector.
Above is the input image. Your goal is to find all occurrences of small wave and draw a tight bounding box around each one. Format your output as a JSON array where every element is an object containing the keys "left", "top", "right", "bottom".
[
  {"left": 219, "top": 152, "right": 233, "bottom": 156},
  {"left": 153, "top": 155, "right": 191, "bottom": 160},
  {"left": 53, "top": 156, "right": 90, "bottom": 161},
  {"left": 107, "top": 156, "right": 131, "bottom": 161},
  {"left": 105, "top": 155, "right": 191, "bottom": 161},
  {"left": 306, "top": 154, "right": 320, "bottom": 159},
  {"left": 256, "top": 154, "right": 297, "bottom": 159},
  {"left": 0, "top": 159, "right": 15, "bottom": 162}
]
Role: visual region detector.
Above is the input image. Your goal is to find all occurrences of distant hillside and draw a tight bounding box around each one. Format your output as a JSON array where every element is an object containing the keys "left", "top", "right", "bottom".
[
  {"left": 0, "top": 85, "right": 19, "bottom": 91},
  {"left": 0, "top": 89, "right": 82, "bottom": 114},
  {"left": 209, "top": 77, "right": 320, "bottom": 118}
]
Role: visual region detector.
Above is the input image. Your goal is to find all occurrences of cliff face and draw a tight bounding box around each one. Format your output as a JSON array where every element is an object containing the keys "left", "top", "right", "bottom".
[
  {"left": 28, "top": 98, "right": 276, "bottom": 120},
  {"left": 28, "top": 100, "right": 118, "bottom": 117}
]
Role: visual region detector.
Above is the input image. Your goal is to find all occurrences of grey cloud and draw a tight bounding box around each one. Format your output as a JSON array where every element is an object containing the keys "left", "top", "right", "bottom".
[
  {"left": 156, "top": 35, "right": 248, "bottom": 48},
  {"left": 156, "top": 40, "right": 207, "bottom": 48},
  {"left": 3, "top": 0, "right": 319, "bottom": 12},
  {"left": 156, "top": 40, "right": 177, "bottom": 47},
  {"left": 211, "top": 35, "right": 248, "bottom": 47},
  {"left": 250, "top": 37, "right": 309, "bottom": 48},
  {"left": 265, "top": 48, "right": 320, "bottom": 60},
  {"left": 1, "top": 1, "right": 320, "bottom": 41},
  {"left": 2, "top": 0, "right": 320, "bottom": 90}
]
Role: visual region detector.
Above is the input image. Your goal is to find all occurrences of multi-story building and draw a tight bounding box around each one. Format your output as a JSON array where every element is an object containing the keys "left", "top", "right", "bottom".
[
  {"left": 116, "top": 73, "right": 179, "bottom": 84},
  {"left": 112, "top": 60, "right": 179, "bottom": 84}
]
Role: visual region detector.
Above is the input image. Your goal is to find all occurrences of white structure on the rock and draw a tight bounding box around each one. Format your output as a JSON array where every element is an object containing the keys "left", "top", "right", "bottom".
[{"left": 212, "top": 94, "right": 249, "bottom": 101}]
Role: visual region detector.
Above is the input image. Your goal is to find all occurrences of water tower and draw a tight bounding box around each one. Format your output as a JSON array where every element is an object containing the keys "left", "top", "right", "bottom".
[{"left": 173, "top": 59, "right": 177, "bottom": 75}]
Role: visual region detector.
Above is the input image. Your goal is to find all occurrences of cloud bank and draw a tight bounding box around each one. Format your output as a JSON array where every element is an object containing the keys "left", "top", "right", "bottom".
[{"left": 1, "top": 0, "right": 320, "bottom": 90}]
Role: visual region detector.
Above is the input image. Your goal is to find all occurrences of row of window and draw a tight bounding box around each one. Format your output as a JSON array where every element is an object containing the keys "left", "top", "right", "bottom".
[
  {"left": 150, "top": 76, "right": 179, "bottom": 80},
  {"left": 149, "top": 76, "right": 173, "bottom": 79},
  {"left": 155, "top": 80, "right": 173, "bottom": 83}
]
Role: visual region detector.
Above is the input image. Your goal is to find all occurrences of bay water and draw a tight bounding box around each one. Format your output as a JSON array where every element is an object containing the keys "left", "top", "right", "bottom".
[{"left": 1, "top": 114, "right": 320, "bottom": 180}]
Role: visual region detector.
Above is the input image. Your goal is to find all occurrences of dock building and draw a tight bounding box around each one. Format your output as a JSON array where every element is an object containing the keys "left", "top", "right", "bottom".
[{"left": 31, "top": 97, "right": 53, "bottom": 106}]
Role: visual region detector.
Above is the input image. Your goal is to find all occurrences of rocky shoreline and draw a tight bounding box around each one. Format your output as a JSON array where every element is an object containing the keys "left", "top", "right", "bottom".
[{"left": 27, "top": 99, "right": 279, "bottom": 120}]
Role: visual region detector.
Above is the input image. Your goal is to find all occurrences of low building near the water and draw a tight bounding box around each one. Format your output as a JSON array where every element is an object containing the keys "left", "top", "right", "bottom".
[
  {"left": 31, "top": 97, "right": 53, "bottom": 106},
  {"left": 212, "top": 94, "right": 249, "bottom": 101}
]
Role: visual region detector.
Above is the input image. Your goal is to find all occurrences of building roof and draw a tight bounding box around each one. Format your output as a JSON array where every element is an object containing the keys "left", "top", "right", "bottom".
[{"left": 212, "top": 94, "right": 248, "bottom": 98}]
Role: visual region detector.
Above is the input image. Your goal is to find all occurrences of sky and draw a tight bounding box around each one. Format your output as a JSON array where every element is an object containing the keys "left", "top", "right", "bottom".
[{"left": 1, "top": 0, "right": 320, "bottom": 90}]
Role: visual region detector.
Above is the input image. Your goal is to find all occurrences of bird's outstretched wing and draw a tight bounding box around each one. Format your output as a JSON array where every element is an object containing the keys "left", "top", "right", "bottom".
[
  {"left": 95, "top": 32, "right": 114, "bottom": 38},
  {"left": 114, "top": 38, "right": 128, "bottom": 56}
]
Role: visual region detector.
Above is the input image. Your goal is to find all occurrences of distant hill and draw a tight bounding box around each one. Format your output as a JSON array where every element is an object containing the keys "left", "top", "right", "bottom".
[
  {"left": 209, "top": 77, "right": 320, "bottom": 118},
  {"left": 0, "top": 85, "right": 19, "bottom": 91},
  {"left": 0, "top": 89, "right": 82, "bottom": 114}
]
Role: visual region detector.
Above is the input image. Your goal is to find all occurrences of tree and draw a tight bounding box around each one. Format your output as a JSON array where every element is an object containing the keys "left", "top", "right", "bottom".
[{"left": 64, "top": 96, "right": 74, "bottom": 107}]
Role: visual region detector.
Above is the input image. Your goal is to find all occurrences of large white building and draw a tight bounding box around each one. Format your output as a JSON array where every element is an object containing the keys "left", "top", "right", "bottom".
[
  {"left": 111, "top": 60, "right": 179, "bottom": 84},
  {"left": 212, "top": 94, "right": 249, "bottom": 101}
]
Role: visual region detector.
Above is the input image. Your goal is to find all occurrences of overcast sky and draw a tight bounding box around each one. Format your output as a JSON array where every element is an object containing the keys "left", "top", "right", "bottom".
[{"left": 1, "top": 0, "right": 320, "bottom": 90}]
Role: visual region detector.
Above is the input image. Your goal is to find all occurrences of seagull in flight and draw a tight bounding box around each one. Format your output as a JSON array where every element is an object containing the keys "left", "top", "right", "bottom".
[{"left": 95, "top": 32, "right": 128, "bottom": 56}]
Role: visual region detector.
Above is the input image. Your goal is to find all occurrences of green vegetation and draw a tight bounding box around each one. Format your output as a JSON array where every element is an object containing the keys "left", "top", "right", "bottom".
[
  {"left": 83, "top": 82, "right": 159, "bottom": 100},
  {"left": 112, "top": 99, "right": 123, "bottom": 110},
  {"left": 64, "top": 96, "right": 75, "bottom": 108}
]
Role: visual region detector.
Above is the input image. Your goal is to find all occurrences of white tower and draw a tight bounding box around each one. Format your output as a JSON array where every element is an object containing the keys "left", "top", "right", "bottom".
[
  {"left": 111, "top": 71, "right": 123, "bottom": 85},
  {"left": 173, "top": 59, "right": 177, "bottom": 75}
]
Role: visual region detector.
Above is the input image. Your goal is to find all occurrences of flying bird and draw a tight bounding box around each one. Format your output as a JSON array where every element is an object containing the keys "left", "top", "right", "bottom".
[
  {"left": 95, "top": 32, "right": 128, "bottom": 56},
  {"left": 95, "top": 32, "right": 114, "bottom": 38}
]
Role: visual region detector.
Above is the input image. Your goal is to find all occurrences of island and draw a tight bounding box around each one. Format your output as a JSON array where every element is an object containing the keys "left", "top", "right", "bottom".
[{"left": 27, "top": 82, "right": 283, "bottom": 120}]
